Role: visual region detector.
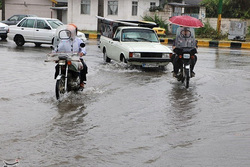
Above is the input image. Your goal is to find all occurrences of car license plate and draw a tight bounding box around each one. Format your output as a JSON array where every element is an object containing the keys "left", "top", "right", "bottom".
[
  {"left": 183, "top": 54, "right": 190, "bottom": 59},
  {"left": 142, "top": 63, "right": 159, "bottom": 68}
]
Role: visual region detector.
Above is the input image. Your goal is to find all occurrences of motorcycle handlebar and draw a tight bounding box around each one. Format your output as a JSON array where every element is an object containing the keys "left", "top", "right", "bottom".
[
  {"left": 45, "top": 52, "right": 80, "bottom": 62},
  {"left": 47, "top": 52, "right": 79, "bottom": 57}
]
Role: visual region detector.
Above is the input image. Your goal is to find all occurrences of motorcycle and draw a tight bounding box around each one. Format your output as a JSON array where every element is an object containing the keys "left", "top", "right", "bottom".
[
  {"left": 52, "top": 52, "right": 83, "bottom": 100},
  {"left": 46, "top": 25, "right": 86, "bottom": 100},
  {"left": 172, "top": 27, "right": 197, "bottom": 89},
  {"left": 173, "top": 47, "right": 197, "bottom": 89}
]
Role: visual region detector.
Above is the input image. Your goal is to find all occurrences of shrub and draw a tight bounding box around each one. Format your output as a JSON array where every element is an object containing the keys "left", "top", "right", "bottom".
[
  {"left": 196, "top": 21, "right": 227, "bottom": 40},
  {"left": 142, "top": 14, "right": 168, "bottom": 34}
]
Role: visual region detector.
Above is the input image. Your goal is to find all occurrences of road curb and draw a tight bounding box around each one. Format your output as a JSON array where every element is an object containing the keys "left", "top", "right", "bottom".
[
  {"left": 85, "top": 34, "right": 250, "bottom": 49},
  {"left": 85, "top": 33, "right": 100, "bottom": 39},
  {"left": 160, "top": 38, "right": 250, "bottom": 49}
]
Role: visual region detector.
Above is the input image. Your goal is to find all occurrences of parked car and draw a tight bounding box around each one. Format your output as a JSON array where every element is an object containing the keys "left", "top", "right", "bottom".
[
  {"left": 153, "top": 27, "right": 166, "bottom": 36},
  {"left": 1, "top": 14, "right": 37, "bottom": 25},
  {"left": 0, "top": 22, "right": 8, "bottom": 40},
  {"left": 8, "top": 17, "right": 87, "bottom": 47},
  {"left": 140, "top": 21, "right": 166, "bottom": 36}
]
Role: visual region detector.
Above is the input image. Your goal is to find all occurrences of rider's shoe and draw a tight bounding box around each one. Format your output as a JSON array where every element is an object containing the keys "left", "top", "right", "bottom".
[
  {"left": 191, "top": 71, "right": 195, "bottom": 77},
  {"left": 80, "top": 82, "right": 85, "bottom": 88},
  {"left": 172, "top": 72, "right": 177, "bottom": 78}
]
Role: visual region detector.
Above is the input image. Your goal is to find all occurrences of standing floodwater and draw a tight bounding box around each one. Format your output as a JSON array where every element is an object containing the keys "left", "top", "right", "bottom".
[{"left": 1, "top": 39, "right": 250, "bottom": 166}]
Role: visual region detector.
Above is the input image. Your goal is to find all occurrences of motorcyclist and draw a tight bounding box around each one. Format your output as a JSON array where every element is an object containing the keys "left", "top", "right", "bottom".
[
  {"left": 54, "top": 24, "right": 87, "bottom": 88},
  {"left": 171, "top": 26, "right": 197, "bottom": 78}
]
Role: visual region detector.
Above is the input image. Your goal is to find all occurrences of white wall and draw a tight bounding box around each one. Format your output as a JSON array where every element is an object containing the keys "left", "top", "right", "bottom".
[
  {"left": 68, "top": 0, "right": 159, "bottom": 31},
  {"left": 68, "top": 0, "right": 98, "bottom": 30},
  {"left": 204, "top": 18, "right": 250, "bottom": 34},
  {"left": 4, "top": 0, "right": 57, "bottom": 19},
  {"left": 102, "top": 0, "right": 158, "bottom": 20}
]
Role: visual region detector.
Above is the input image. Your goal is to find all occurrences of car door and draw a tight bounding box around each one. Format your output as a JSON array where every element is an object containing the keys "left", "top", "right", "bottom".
[
  {"left": 33, "top": 19, "right": 54, "bottom": 43},
  {"left": 108, "top": 28, "right": 121, "bottom": 61},
  {"left": 17, "top": 18, "right": 35, "bottom": 41}
]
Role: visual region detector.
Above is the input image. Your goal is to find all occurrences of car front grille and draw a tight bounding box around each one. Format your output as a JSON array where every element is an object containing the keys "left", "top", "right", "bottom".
[{"left": 141, "top": 53, "right": 162, "bottom": 58}]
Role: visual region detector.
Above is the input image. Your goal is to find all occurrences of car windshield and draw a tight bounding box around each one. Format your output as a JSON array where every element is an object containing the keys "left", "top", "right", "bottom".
[
  {"left": 47, "top": 20, "right": 63, "bottom": 29},
  {"left": 121, "top": 29, "right": 159, "bottom": 42}
]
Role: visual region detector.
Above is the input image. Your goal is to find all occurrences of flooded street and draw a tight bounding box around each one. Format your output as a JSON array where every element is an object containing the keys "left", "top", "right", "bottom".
[{"left": 1, "top": 39, "right": 250, "bottom": 167}]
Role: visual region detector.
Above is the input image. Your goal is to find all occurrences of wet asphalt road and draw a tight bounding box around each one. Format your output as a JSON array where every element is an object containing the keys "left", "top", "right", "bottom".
[{"left": 0, "top": 39, "right": 250, "bottom": 167}]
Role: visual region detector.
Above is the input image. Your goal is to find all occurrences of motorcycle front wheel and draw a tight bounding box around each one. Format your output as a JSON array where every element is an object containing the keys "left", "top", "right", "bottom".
[
  {"left": 55, "top": 78, "right": 65, "bottom": 100},
  {"left": 185, "top": 68, "right": 190, "bottom": 88}
]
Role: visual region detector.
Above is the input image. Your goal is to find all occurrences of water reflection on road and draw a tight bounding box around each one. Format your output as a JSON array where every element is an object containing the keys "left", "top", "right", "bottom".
[{"left": 0, "top": 39, "right": 250, "bottom": 166}]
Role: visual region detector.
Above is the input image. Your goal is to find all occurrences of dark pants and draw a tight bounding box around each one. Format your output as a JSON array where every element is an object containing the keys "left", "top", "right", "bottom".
[
  {"left": 54, "top": 60, "right": 88, "bottom": 83},
  {"left": 171, "top": 54, "right": 197, "bottom": 74},
  {"left": 80, "top": 59, "right": 88, "bottom": 83}
]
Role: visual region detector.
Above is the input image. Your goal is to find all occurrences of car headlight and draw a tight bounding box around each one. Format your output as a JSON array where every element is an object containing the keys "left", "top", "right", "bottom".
[
  {"left": 162, "top": 53, "right": 169, "bottom": 58},
  {"left": 130, "top": 52, "right": 141, "bottom": 58}
]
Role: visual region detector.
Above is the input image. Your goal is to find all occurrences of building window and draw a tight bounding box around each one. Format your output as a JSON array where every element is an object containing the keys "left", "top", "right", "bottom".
[
  {"left": 150, "top": 2, "right": 156, "bottom": 8},
  {"left": 81, "top": 0, "right": 90, "bottom": 14},
  {"left": 108, "top": 1, "right": 118, "bottom": 15},
  {"left": 174, "top": 7, "right": 182, "bottom": 13},
  {"left": 132, "top": 1, "right": 138, "bottom": 16}
]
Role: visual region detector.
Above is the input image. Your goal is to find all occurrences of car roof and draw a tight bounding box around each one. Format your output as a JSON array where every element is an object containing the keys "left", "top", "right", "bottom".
[
  {"left": 118, "top": 26, "right": 152, "bottom": 30},
  {"left": 11, "top": 14, "right": 37, "bottom": 17},
  {"left": 23, "top": 17, "right": 59, "bottom": 20}
]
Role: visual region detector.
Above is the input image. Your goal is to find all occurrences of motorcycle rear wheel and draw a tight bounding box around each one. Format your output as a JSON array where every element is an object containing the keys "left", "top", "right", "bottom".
[{"left": 55, "top": 78, "right": 65, "bottom": 100}]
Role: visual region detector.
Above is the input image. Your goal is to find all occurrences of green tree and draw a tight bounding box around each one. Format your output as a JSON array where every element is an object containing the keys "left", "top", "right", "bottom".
[
  {"left": 142, "top": 14, "right": 169, "bottom": 34},
  {"left": 201, "top": 0, "right": 250, "bottom": 19}
]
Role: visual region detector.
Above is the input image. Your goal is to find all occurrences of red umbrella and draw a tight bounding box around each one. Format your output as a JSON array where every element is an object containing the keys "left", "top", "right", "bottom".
[{"left": 169, "top": 15, "right": 204, "bottom": 28}]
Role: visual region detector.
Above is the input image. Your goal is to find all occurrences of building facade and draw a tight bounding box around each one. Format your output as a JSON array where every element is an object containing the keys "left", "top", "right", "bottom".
[
  {"left": 67, "top": 0, "right": 160, "bottom": 31},
  {"left": 3, "top": 0, "right": 57, "bottom": 19}
]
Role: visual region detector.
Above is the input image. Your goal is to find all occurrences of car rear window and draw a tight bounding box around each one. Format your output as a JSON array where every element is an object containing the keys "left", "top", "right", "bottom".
[
  {"left": 18, "top": 15, "right": 26, "bottom": 21},
  {"left": 36, "top": 20, "right": 49, "bottom": 29}
]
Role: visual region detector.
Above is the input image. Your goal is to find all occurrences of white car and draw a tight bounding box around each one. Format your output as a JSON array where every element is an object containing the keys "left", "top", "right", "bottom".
[
  {"left": 0, "top": 22, "right": 8, "bottom": 40},
  {"left": 8, "top": 17, "right": 86, "bottom": 46},
  {"left": 99, "top": 26, "right": 172, "bottom": 68}
]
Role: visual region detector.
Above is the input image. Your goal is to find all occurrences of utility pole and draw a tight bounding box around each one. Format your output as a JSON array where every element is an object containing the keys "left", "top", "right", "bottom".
[
  {"left": 97, "top": 0, "right": 104, "bottom": 32},
  {"left": 217, "top": 0, "right": 223, "bottom": 34},
  {"left": 2, "top": 0, "right": 5, "bottom": 20}
]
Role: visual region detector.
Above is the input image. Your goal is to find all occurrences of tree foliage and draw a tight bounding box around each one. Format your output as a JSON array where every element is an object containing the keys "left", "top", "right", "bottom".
[
  {"left": 201, "top": 0, "right": 250, "bottom": 19},
  {"left": 142, "top": 14, "right": 169, "bottom": 33}
]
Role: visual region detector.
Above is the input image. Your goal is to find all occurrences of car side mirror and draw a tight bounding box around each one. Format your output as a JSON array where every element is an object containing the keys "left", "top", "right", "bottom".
[
  {"left": 113, "top": 38, "right": 119, "bottom": 41},
  {"left": 44, "top": 26, "right": 51, "bottom": 30},
  {"left": 80, "top": 43, "right": 85, "bottom": 48}
]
